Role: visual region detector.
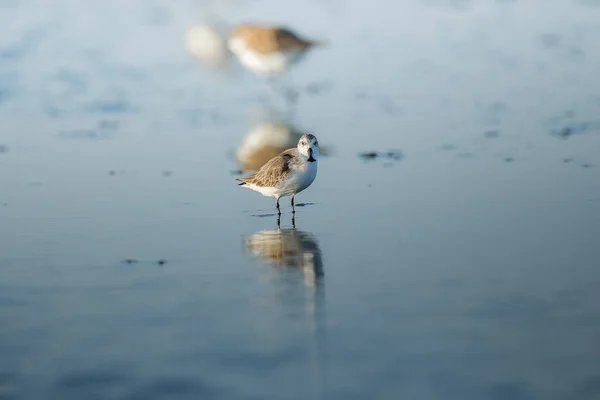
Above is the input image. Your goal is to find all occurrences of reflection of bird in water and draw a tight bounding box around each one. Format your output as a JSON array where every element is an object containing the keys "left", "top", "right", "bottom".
[
  {"left": 244, "top": 223, "right": 327, "bottom": 396},
  {"left": 244, "top": 226, "right": 324, "bottom": 287},
  {"left": 227, "top": 24, "right": 321, "bottom": 77}
]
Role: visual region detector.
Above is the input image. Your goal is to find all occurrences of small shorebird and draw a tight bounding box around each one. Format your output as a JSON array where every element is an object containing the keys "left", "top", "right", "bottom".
[
  {"left": 227, "top": 24, "right": 321, "bottom": 76},
  {"left": 236, "top": 133, "right": 319, "bottom": 214}
]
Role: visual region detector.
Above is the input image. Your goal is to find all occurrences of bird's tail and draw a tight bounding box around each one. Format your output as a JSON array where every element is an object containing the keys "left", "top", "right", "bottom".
[{"left": 307, "top": 39, "right": 327, "bottom": 48}]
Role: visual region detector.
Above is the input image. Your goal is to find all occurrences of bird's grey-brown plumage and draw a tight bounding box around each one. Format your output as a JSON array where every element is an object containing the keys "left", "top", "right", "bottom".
[
  {"left": 237, "top": 148, "right": 301, "bottom": 187},
  {"left": 231, "top": 24, "right": 318, "bottom": 55}
]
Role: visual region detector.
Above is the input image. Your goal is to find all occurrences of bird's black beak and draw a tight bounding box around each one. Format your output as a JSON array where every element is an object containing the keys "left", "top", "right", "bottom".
[{"left": 307, "top": 148, "right": 316, "bottom": 162}]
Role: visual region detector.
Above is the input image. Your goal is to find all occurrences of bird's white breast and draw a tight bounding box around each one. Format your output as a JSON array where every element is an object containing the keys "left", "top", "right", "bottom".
[
  {"left": 228, "top": 36, "right": 305, "bottom": 75},
  {"left": 289, "top": 160, "right": 317, "bottom": 193}
]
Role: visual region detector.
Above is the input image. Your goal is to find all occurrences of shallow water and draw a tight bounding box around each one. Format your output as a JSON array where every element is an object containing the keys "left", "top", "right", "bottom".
[{"left": 1, "top": 0, "right": 600, "bottom": 399}]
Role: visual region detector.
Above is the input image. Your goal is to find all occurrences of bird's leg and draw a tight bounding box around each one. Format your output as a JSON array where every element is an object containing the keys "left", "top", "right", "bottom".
[
  {"left": 276, "top": 197, "right": 281, "bottom": 215},
  {"left": 291, "top": 212, "right": 295, "bottom": 228},
  {"left": 291, "top": 195, "right": 295, "bottom": 214},
  {"left": 277, "top": 213, "right": 281, "bottom": 228}
]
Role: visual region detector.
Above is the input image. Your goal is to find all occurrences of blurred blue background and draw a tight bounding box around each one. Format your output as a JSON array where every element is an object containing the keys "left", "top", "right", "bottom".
[{"left": 1, "top": 0, "right": 599, "bottom": 399}]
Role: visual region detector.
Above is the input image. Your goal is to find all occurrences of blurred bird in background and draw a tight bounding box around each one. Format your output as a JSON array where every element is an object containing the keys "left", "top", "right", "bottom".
[
  {"left": 185, "top": 22, "right": 230, "bottom": 68},
  {"left": 227, "top": 23, "right": 321, "bottom": 77},
  {"left": 185, "top": 21, "right": 323, "bottom": 107}
]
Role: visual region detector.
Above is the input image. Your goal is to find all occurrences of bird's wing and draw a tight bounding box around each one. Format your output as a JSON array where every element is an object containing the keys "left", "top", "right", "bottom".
[{"left": 236, "top": 148, "right": 296, "bottom": 187}]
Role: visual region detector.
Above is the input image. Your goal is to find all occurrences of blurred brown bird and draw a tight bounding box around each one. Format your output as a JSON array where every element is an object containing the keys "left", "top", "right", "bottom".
[{"left": 228, "top": 24, "right": 321, "bottom": 76}]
